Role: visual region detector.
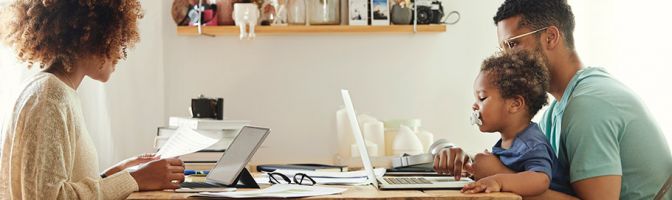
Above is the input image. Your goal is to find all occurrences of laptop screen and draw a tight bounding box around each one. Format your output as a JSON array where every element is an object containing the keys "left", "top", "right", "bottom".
[
  {"left": 206, "top": 126, "right": 270, "bottom": 185},
  {"left": 341, "top": 89, "right": 379, "bottom": 189}
]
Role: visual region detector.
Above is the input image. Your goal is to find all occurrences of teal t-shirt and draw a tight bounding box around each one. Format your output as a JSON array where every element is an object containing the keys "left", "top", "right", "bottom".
[{"left": 540, "top": 67, "right": 672, "bottom": 200}]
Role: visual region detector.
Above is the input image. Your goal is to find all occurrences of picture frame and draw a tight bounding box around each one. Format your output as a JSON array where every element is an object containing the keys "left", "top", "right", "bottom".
[
  {"left": 371, "top": 0, "right": 390, "bottom": 25},
  {"left": 349, "top": 0, "right": 368, "bottom": 25}
]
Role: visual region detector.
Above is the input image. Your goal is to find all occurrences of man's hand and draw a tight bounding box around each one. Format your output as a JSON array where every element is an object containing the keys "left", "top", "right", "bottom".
[
  {"left": 433, "top": 147, "right": 472, "bottom": 180},
  {"left": 102, "top": 153, "right": 159, "bottom": 177},
  {"left": 130, "top": 158, "right": 186, "bottom": 191},
  {"left": 461, "top": 175, "right": 503, "bottom": 194}
]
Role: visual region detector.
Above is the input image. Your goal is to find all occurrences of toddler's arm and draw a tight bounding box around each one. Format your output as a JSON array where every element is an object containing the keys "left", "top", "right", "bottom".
[{"left": 462, "top": 171, "right": 550, "bottom": 196}]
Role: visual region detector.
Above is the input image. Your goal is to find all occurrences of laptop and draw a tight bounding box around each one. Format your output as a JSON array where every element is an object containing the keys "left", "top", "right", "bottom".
[
  {"left": 177, "top": 126, "right": 270, "bottom": 192},
  {"left": 341, "top": 89, "right": 473, "bottom": 190}
]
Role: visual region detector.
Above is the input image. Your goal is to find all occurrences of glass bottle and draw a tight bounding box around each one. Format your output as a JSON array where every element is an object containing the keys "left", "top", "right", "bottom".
[
  {"left": 287, "top": 0, "right": 306, "bottom": 25},
  {"left": 308, "top": 0, "right": 340, "bottom": 25}
]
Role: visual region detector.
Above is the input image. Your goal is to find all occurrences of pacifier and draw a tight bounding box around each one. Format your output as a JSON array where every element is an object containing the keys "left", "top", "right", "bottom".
[{"left": 470, "top": 110, "right": 483, "bottom": 126}]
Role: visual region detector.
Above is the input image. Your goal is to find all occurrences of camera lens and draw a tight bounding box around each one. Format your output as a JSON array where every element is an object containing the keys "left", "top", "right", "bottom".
[{"left": 416, "top": 6, "right": 432, "bottom": 24}]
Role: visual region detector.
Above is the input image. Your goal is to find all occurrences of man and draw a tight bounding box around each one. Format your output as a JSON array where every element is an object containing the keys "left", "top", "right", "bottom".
[{"left": 434, "top": 0, "right": 672, "bottom": 199}]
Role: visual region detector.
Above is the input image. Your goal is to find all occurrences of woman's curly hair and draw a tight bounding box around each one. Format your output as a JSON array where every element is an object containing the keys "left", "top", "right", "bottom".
[
  {"left": 0, "top": 0, "right": 143, "bottom": 71},
  {"left": 481, "top": 50, "right": 550, "bottom": 118}
]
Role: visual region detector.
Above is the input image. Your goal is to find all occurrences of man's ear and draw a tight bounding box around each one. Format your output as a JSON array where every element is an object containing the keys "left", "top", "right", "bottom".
[
  {"left": 544, "top": 26, "right": 561, "bottom": 50},
  {"left": 507, "top": 95, "right": 525, "bottom": 114}
]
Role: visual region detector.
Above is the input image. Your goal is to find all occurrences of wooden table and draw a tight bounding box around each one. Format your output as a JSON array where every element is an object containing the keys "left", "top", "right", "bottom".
[{"left": 127, "top": 185, "right": 521, "bottom": 200}]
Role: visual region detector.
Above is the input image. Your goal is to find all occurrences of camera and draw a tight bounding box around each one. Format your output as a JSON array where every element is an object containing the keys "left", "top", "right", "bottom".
[
  {"left": 414, "top": 0, "right": 444, "bottom": 24},
  {"left": 191, "top": 95, "right": 224, "bottom": 120}
]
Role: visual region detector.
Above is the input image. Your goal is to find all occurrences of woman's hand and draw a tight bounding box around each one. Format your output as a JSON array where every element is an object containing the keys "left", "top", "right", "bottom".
[
  {"left": 102, "top": 153, "right": 159, "bottom": 177},
  {"left": 130, "top": 158, "right": 186, "bottom": 191},
  {"left": 461, "top": 175, "right": 503, "bottom": 194}
]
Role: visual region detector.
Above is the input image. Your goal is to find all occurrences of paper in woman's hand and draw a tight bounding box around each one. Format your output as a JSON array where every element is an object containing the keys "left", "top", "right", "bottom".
[{"left": 155, "top": 126, "right": 220, "bottom": 158}]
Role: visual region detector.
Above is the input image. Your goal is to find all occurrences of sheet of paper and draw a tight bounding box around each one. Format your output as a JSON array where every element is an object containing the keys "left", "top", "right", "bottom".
[
  {"left": 255, "top": 176, "right": 370, "bottom": 185},
  {"left": 197, "top": 184, "right": 347, "bottom": 198},
  {"left": 271, "top": 168, "right": 386, "bottom": 178},
  {"left": 253, "top": 168, "right": 386, "bottom": 185},
  {"left": 156, "top": 126, "right": 220, "bottom": 158},
  {"left": 127, "top": 127, "right": 220, "bottom": 172}
]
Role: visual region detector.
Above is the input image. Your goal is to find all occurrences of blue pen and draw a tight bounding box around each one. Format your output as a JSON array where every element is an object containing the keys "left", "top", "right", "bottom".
[
  {"left": 184, "top": 170, "right": 209, "bottom": 175},
  {"left": 184, "top": 169, "right": 196, "bottom": 175}
]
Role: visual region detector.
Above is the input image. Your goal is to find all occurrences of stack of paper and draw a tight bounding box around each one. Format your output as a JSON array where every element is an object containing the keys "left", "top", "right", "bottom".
[
  {"left": 168, "top": 117, "right": 249, "bottom": 130},
  {"left": 196, "top": 184, "right": 347, "bottom": 198}
]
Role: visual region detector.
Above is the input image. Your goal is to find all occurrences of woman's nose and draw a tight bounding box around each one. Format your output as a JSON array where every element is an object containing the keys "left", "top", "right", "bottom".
[{"left": 472, "top": 103, "right": 479, "bottom": 111}]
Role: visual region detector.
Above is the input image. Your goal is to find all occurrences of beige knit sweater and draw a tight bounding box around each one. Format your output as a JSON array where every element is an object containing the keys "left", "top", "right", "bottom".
[{"left": 0, "top": 72, "right": 138, "bottom": 200}]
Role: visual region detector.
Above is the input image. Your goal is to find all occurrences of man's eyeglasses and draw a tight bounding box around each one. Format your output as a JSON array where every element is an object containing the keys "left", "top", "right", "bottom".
[
  {"left": 268, "top": 172, "right": 316, "bottom": 186},
  {"left": 499, "top": 27, "right": 549, "bottom": 51}
]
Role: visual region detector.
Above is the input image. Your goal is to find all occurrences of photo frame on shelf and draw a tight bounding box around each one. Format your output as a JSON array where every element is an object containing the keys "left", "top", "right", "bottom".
[
  {"left": 349, "top": 0, "right": 368, "bottom": 25},
  {"left": 371, "top": 0, "right": 390, "bottom": 26}
]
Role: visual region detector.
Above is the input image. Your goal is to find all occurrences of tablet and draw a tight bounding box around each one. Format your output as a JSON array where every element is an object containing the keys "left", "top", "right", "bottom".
[{"left": 205, "top": 126, "right": 270, "bottom": 185}]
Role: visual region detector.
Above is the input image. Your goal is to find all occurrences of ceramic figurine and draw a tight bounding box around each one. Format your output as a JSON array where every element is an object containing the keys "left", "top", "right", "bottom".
[
  {"left": 233, "top": 3, "right": 260, "bottom": 39},
  {"left": 273, "top": 3, "right": 288, "bottom": 25}
]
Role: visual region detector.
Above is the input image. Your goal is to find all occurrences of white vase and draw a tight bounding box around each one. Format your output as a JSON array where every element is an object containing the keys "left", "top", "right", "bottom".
[
  {"left": 362, "top": 121, "right": 385, "bottom": 157},
  {"left": 336, "top": 107, "right": 354, "bottom": 162},
  {"left": 416, "top": 129, "right": 434, "bottom": 152},
  {"left": 392, "top": 125, "right": 424, "bottom": 156},
  {"left": 351, "top": 141, "right": 378, "bottom": 158}
]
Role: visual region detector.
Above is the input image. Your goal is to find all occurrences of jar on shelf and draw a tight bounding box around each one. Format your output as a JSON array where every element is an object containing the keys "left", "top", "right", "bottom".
[
  {"left": 307, "top": 0, "right": 340, "bottom": 25},
  {"left": 287, "top": 0, "right": 306, "bottom": 25}
]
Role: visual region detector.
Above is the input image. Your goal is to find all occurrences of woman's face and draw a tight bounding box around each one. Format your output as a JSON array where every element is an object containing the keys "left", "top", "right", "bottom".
[
  {"left": 472, "top": 72, "right": 508, "bottom": 133},
  {"left": 84, "top": 55, "right": 116, "bottom": 83}
]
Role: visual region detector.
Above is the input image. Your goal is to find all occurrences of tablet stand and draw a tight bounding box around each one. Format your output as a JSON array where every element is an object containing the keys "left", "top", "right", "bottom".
[{"left": 228, "top": 168, "right": 259, "bottom": 188}]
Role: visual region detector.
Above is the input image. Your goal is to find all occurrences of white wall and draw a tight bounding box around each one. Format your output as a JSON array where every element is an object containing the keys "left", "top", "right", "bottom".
[{"left": 161, "top": 0, "right": 504, "bottom": 165}]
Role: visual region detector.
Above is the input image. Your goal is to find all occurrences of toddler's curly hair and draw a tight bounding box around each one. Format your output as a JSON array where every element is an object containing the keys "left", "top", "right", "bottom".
[
  {"left": 481, "top": 50, "right": 550, "bottom": 118},
  {"left": 1, "top": 0, "right": 143, "bottom": 71}
]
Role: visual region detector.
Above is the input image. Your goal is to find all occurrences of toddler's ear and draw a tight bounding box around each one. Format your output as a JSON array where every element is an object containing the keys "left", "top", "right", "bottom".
[{"left": 507, "top": 95, "right": 525, "bottom": 113}]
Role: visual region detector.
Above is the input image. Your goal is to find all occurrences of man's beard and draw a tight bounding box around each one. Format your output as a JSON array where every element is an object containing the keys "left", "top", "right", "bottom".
[
  {"left": 533, "top": 41, "right": 555, "bottom": 94},
  {"left": 533, "top": 41, "right": 551, "bottom": 69}
]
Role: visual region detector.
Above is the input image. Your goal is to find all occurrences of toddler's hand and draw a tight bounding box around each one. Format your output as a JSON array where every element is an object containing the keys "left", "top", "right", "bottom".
[{"left": 461, "top": 175, "right": 502, "bottom": 194}]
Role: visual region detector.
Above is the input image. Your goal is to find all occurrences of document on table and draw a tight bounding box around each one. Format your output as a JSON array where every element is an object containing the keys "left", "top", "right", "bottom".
[
  {"left": 272, "top": 168, "right": 386, "bottom": 178},
  {"left": 155, "top": 126, "right": 220, "bottom": 158},
  {"left": 255, "top": 168, "right": 386, "bottom": 185},
  {"left": 196, "top": 184, "right": 347, "bottom": 198}
]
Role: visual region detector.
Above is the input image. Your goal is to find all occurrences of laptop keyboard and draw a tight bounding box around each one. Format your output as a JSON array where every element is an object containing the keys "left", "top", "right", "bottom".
[{"left": 383, "top": 177, "right": 433, "bottom": 185}]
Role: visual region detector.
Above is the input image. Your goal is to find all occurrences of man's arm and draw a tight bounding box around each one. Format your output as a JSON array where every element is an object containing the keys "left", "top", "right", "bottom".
[
  {"left": 524, "top": 189, "right": 579, "bottom": 200},
  {"left": 572, "top": 175, "right": 621, "bottom": 200},
  {"left": 561, "top": 96, "right": 624, "bottom": 200},
  {"left": 524, "top": 176, "right": 620, "bottom": 200}
]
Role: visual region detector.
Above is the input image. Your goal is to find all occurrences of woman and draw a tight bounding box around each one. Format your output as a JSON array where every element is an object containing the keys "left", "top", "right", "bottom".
[{"left": 0, "top": 0, "right": 185, "bottom": 199}]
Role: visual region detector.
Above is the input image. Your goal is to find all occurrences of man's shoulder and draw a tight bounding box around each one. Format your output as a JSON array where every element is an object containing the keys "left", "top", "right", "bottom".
[
  {"left": 571, "top": 69, "right": 638, "bottom": 103},
  {"left": 566, "top": 72, "right": 644, "bottom": 118}
]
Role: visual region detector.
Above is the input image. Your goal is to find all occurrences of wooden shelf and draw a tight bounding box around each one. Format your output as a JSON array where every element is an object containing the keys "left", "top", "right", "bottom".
[{"left": 176, "top": 25, "right": 446, "bottom": 36}]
